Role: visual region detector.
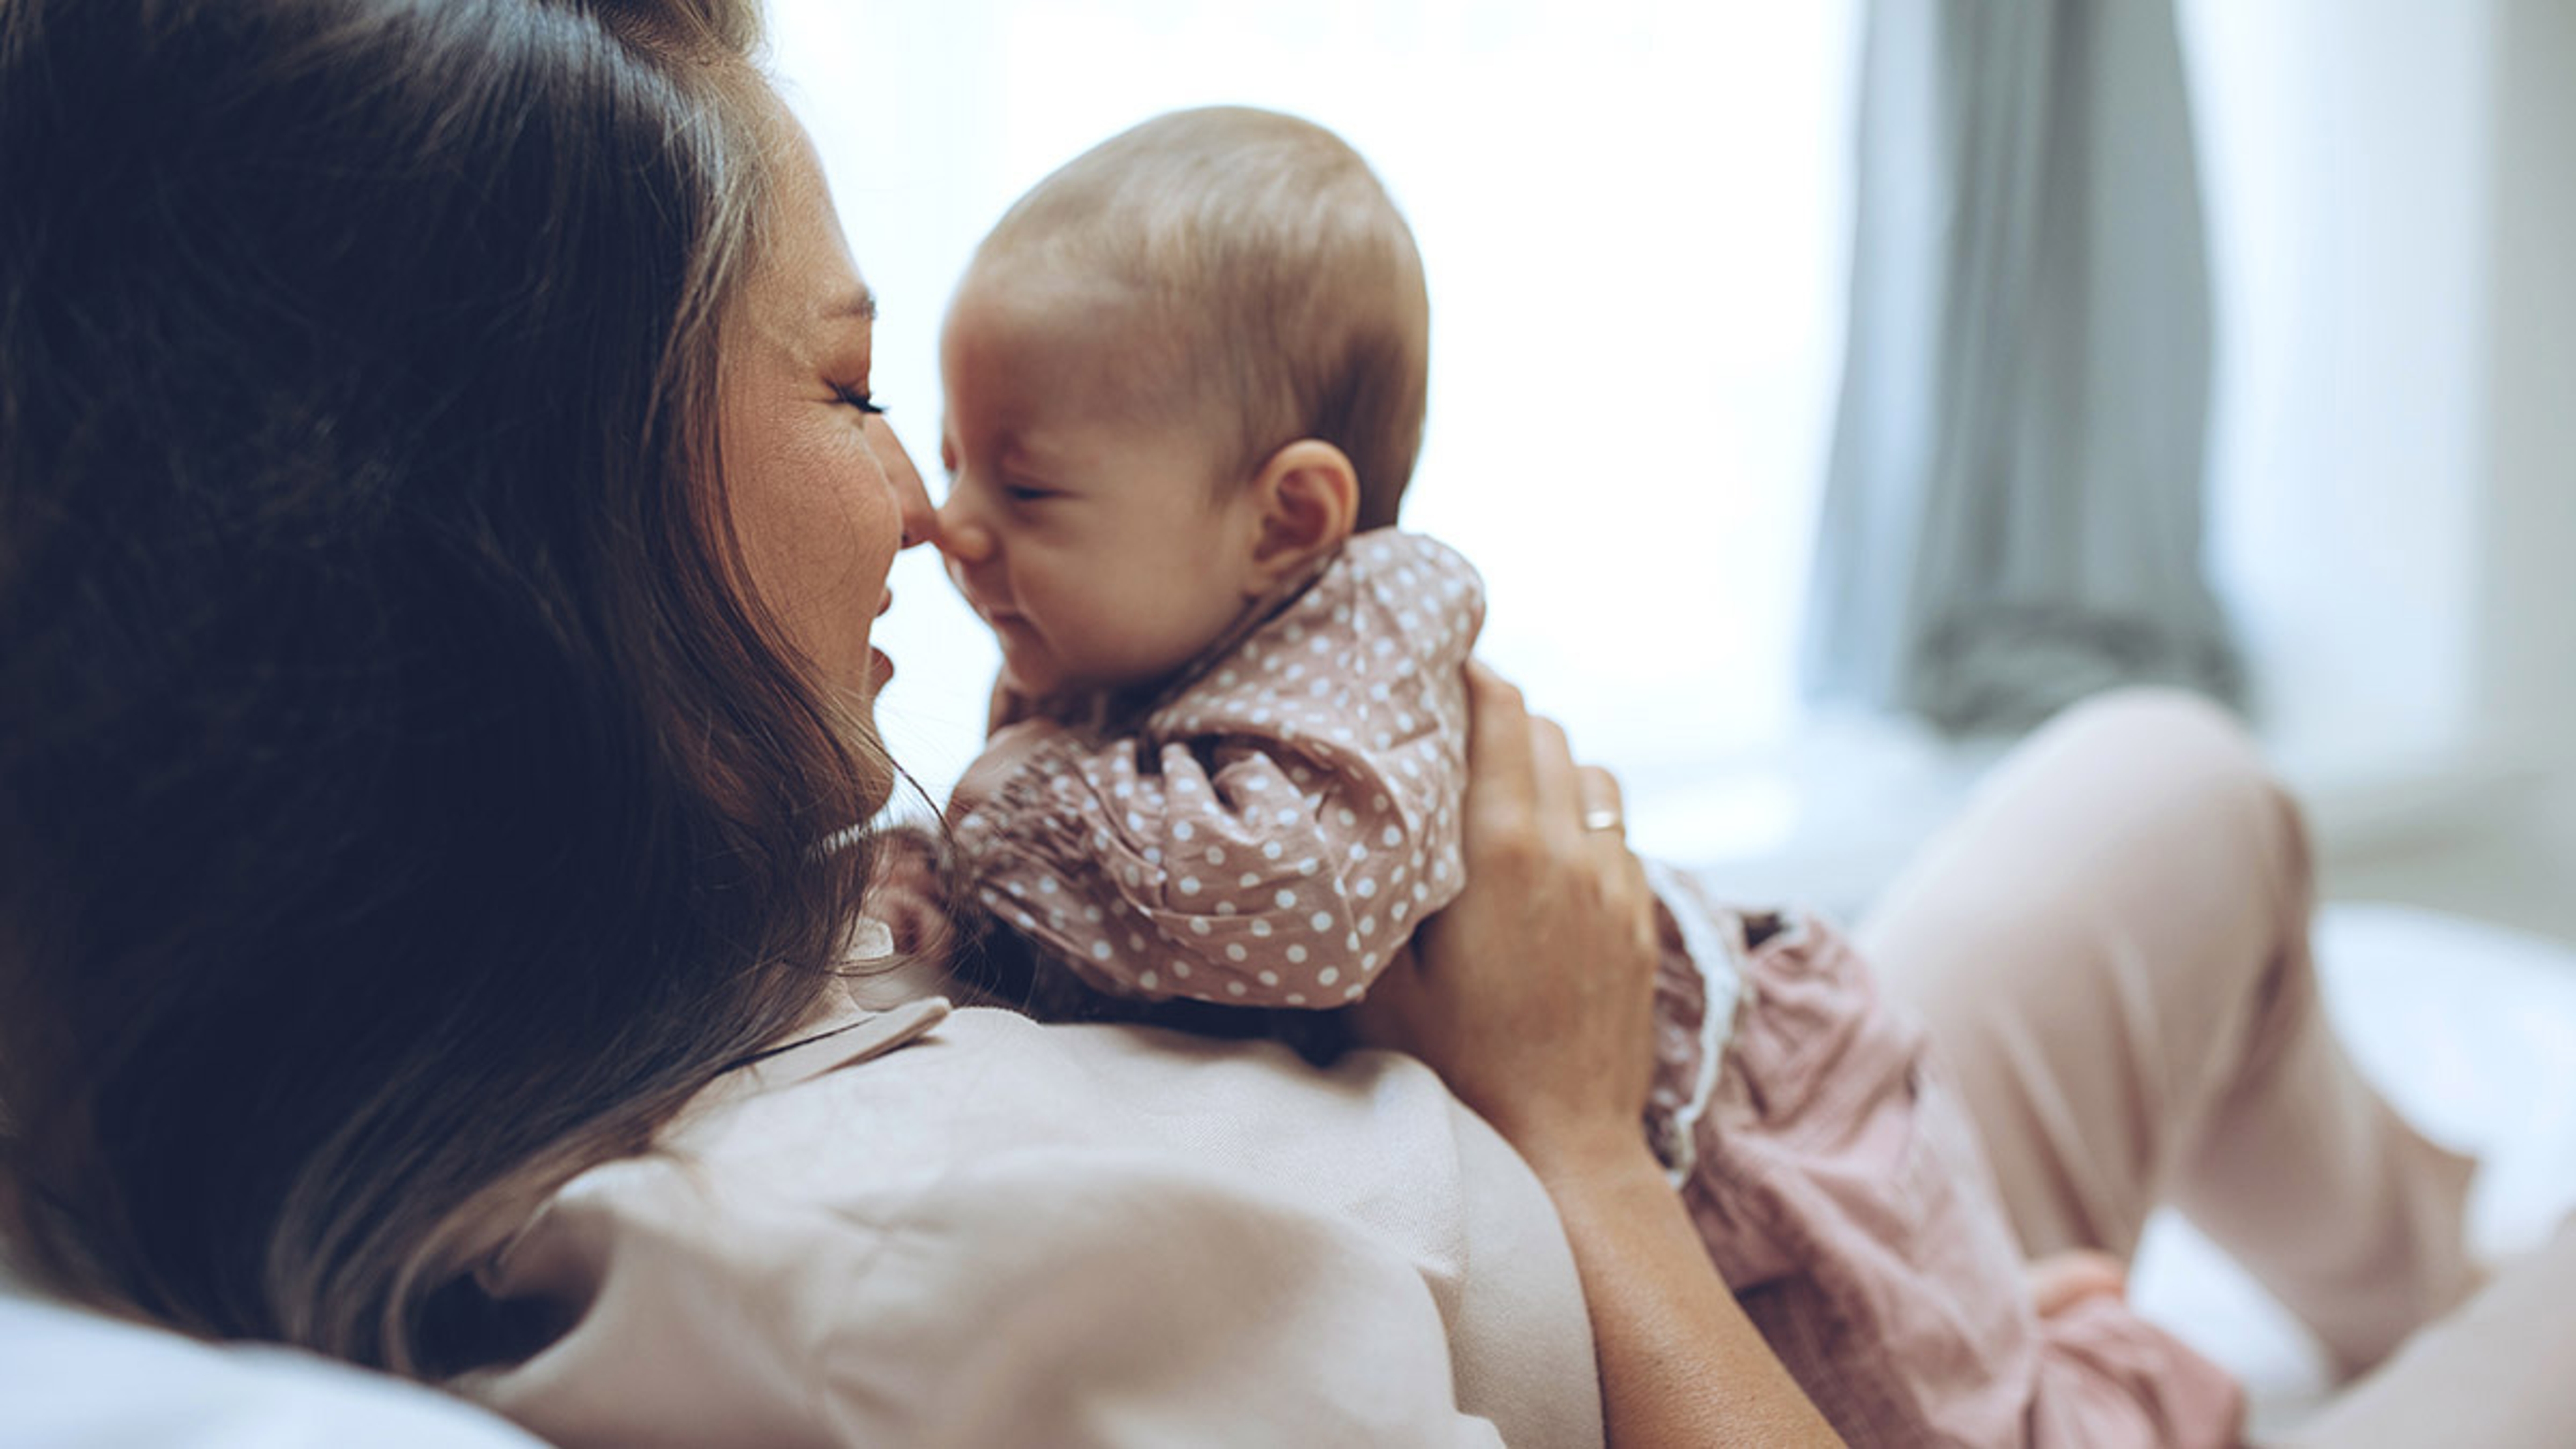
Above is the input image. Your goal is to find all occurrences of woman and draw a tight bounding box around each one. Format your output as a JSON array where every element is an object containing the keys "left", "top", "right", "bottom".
[
  {"left": 1, "top": 1, "right": 2561, "bottom": 1444},
  {"left": 0, "top": 0, "right": 1811, "bottom": 1439}
]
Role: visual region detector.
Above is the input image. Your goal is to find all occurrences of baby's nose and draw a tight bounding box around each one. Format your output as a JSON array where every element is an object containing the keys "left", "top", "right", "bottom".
[{"left": 934, "top": 502, "right": 997, "bottom": 566}]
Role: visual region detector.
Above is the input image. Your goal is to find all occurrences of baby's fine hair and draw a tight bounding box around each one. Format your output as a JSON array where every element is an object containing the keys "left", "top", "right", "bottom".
[{"left": 972, "top": 106, "right": 1430, "bottom": 529}]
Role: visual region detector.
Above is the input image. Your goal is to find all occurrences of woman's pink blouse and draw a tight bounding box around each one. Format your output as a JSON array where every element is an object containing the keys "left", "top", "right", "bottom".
[{"left": 464, "top": 998, "right": 1603, "bottom": 1448}]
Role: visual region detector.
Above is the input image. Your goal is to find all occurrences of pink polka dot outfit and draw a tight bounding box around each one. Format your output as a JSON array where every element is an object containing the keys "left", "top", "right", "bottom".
[
  {"left": 945, "top": 528, "right": 2241, "bottom": 1446},
  {"left": 951, "top": 532, "right": 1486, "bottom": 1018}
]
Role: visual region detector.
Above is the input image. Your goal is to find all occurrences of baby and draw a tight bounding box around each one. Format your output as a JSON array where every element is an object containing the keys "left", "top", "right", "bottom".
[
  {"left": 923, "top": 106, "right": 1728, "bottom": 1065},
  {"left": 914, "top": 107, "right": 2243, "bottom": 1446},
  {"left": 928, "top": 107, "right": 1737, "bottom": 1118}
]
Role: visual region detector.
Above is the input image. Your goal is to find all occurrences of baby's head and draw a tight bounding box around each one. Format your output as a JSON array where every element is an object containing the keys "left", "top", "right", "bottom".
[{"left": 935, "top": 106, "right": 1429, "bottom": 700}]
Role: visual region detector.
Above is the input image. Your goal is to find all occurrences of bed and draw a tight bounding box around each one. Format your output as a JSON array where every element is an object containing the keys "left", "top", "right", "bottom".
[{"left": 6, "top": 902, "right": 2572, "bottom": 1444}]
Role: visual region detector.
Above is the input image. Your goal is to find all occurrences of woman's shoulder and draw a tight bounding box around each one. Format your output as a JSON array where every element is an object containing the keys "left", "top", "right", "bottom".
[
  {"left": 643, "top": 1005, "right": 1494, "bottom": 1246},
  {"left": 463, "top": 1006, "right": 1599, "bottom": 1447}
]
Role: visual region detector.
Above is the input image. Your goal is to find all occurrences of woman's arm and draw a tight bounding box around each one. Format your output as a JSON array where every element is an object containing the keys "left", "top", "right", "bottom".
[
  {"left": 1525, "top": 1134, "right": 1846, "bottom": 1448},
  {"left": 1356, "top": 665, "right": 1843, "bottom": 1448}
]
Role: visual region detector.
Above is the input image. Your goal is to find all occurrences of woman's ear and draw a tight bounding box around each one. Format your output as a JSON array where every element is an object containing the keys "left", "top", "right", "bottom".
[{"left": 1243, "top": 439, "right": 1360, "bottom": 592}]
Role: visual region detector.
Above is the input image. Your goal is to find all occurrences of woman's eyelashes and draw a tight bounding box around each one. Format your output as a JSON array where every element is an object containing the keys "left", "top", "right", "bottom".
[{"left": 829, "top": 380, "right": 885, "bottom": 416}]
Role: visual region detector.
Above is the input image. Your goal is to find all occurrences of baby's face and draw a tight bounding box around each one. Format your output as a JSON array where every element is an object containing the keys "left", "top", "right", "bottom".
[{"left": 936, "top": 277, "right": 1269, "bottom": 701}]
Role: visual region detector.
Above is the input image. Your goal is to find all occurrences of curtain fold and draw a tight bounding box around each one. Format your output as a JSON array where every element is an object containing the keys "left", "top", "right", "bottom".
[{"left": 1801, "top": 0, "right": 2241, "bottom": 735}]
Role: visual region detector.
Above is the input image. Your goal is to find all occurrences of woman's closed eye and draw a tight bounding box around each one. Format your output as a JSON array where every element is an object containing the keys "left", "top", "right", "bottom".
[{"left": 829, "top": 381, "right": 885, "bottom": 416}]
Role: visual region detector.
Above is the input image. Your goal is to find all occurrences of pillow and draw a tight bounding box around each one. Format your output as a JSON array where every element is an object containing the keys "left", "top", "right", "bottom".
[{"left": 0, "top": 1277, "right": 540, "bottom": 1448}]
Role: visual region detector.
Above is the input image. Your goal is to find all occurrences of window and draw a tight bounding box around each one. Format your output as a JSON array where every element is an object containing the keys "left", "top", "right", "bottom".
[{"left": 770, "top": 1, "right": 1862, "bottom": 820}]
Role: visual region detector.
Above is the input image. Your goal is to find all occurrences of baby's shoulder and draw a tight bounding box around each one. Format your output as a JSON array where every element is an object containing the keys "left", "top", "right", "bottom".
[
  {"left": 1340, "top": 528, "right": 1483, "bottom": 595},
  {"left": 1321, "top": 530, "right": 1486, "bottom": 642}
]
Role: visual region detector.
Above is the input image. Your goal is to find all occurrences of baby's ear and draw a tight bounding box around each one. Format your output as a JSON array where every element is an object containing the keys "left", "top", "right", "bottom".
[{"left": 1244, "top": 439, "right": 1359, "bottom": 591}]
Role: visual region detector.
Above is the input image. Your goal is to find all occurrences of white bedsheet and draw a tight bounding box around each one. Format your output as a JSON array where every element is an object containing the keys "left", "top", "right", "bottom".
[{"left": 2132, "top": 902, "right": 2576, "bottom": 1428}]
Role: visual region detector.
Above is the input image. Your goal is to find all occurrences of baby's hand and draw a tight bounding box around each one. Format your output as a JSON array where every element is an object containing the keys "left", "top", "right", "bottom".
[{"left": 867, "top": 826, "right": 957, "bottom": 960}]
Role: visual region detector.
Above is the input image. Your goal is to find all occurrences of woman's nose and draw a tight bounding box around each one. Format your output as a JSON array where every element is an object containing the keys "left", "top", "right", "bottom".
[{"left": 865, "top": 415, "right": 940, "bottom": 551}]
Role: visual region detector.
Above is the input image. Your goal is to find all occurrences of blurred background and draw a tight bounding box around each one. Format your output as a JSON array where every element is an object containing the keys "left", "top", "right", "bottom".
[{"left": 772, "top": 0, "right": 2576, "bottom": 945}]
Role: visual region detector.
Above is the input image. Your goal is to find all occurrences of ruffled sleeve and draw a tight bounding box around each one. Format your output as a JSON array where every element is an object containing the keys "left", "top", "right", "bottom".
[{"left": 951, "top": 532, "right": 1482, "bottom": 1011}]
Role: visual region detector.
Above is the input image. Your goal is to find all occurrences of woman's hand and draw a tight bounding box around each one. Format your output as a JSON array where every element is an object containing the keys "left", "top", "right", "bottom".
[
  {"left": 1352, "top": 661, "right": 1663, "bottom": 1171},
  {"left": 1360, "top": 662, "right": 1846, "bottom": 1446}
]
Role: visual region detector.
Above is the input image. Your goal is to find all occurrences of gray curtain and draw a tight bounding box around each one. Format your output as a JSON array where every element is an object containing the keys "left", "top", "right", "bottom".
[{"left": 1801, "top": 0, "right": 2242, "bottom": 735}]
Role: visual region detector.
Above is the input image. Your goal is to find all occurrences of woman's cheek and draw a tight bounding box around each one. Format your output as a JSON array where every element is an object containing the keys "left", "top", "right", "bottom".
[{"left": 734, "top": 437, "right": 891, "bottom": 690}]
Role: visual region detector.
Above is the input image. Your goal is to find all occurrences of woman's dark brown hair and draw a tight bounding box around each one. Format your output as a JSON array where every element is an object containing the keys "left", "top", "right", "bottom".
[{"left": 0, "top": 0, "right": 884, "bottom": 1373}]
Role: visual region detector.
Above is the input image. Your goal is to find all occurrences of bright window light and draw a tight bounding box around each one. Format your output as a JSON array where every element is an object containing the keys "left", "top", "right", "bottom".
[{"left": 768, "top": 1, "right": 1862, "bottom": 816}]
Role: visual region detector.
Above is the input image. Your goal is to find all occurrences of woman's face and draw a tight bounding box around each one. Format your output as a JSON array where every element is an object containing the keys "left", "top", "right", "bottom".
[{"left": 718, "top": 113, "right": 935, "bottom": 712}]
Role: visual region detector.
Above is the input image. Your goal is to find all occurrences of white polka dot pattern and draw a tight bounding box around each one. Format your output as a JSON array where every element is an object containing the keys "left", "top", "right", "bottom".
[{"left": 951, "top": 533, "right": 1483, "bottom": 1007}]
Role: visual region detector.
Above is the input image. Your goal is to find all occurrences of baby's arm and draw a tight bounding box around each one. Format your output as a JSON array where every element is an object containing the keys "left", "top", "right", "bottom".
[{"left": 952, "top": 533, "right": 1483, "bottom": 1010}]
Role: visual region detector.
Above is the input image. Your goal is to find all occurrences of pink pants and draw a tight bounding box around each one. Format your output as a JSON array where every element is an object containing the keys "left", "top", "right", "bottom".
[{"left": 1856, "top": 690, "right": 2572, "bottom": 1446}]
